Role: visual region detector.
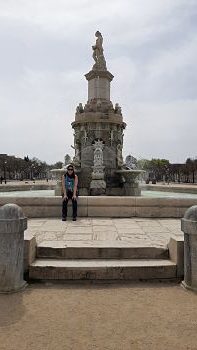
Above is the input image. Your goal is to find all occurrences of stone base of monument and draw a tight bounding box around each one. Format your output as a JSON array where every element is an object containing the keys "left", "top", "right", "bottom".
[{"left": 90, "top": 179, "right": 106, "bottom": 196}]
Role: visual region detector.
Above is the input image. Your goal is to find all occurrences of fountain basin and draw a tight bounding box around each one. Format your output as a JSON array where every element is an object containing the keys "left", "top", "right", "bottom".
[{"left": 116, "top": 169, "right": 145, "bottom": 196}]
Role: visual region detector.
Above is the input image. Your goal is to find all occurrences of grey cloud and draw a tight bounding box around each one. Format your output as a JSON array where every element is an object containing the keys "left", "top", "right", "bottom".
[{"left": 0, "top": 0, "right": 196, "bottom": 163}]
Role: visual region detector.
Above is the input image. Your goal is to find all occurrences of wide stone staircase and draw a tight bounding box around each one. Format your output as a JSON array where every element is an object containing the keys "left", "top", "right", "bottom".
[{"left": 29, "top": 240, "right": 179, "bottom": 281}]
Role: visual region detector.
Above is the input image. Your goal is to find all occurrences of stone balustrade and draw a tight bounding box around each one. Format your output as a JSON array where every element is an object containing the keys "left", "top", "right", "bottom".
[
  {"left": 181, "top": 205, "right": 197, "bottom": 291},
  {"left": 0, "top": 204, "right": 27, "bottom": 292}
]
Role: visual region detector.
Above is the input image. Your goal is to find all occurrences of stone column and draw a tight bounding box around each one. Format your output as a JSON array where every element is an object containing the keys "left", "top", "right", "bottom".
[
  {"left": 181, "top": 205, "right": 197, "bottom": 291},
  {"left": 0, "top": 204, "right": 27, "bottom": 293},
  {"left": 85, "top": 70, "right": 114, "bottom": 102}
]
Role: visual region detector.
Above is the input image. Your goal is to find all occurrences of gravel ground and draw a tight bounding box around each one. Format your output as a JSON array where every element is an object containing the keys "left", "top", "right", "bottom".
[{"left": 0, "top": 282, "right": 197, "bottom": 350}]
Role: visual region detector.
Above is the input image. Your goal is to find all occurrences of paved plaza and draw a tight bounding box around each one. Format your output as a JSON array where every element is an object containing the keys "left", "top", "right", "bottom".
[{"left": 27, "top": 217, "right": 183, "bottom": 248}]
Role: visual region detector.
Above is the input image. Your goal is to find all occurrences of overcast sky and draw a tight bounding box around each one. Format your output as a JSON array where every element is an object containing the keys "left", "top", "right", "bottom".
[{"left": 0, "top": 0, "right": 196, "bottom": 164}]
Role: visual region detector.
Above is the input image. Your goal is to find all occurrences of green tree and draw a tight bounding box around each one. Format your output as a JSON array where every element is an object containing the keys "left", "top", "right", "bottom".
[
  {"left": 53, "top": 161, "right": 63, "bottom": 169},
  {"left": 185, "top": 158, "right": 197, "bottom": 183}
]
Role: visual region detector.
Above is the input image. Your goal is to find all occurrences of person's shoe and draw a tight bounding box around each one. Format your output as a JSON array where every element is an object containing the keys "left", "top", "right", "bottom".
[
  {"left": 62, "top": 217, "right": 67, "bottom": 221},
  {"left": 72, "top": 217, "right": 77, "bottom": 221}
]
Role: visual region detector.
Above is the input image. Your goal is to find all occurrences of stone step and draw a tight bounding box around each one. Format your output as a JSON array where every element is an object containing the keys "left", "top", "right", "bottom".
[
  {"left": 29, "top": 259, "right": 176, "bottom": 280},
  {"left": 36, "top": 241, "right": 169, "bottom": 260}
]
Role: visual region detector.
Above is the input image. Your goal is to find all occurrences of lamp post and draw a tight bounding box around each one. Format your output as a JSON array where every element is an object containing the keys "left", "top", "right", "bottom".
[
  {"left": 31, "top": 165, "right": 35, "bottom": 180},
  {"left": 4, "top": 161, "right": 7, "bottom": 184}
]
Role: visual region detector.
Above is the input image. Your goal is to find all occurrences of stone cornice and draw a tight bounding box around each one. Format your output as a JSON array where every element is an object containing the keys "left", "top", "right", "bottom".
[
  {"left": 85, "top": 70, "right": 114, "bottom": 81},
  {"left": 71, "top": 116, "right": 127, "bottom": 128}
]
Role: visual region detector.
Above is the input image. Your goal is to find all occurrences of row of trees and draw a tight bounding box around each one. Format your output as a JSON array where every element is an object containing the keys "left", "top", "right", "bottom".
[
  {"left": 1, "top": 153, "right": 196, "bottom": 183},
  {"left": 137, "top": 158, "right": 197, "bottom": 183},
  {"left": 0, "top": 154, "right": 66, "bottom": 181}
]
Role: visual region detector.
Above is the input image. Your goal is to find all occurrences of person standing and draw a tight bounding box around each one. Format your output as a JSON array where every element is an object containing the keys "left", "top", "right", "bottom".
[{"left": 62, "top": 165, "right": 78, "bottom": 221}]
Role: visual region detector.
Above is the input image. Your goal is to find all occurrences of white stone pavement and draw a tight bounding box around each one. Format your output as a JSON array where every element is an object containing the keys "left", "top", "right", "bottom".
[{"left": 26, "top": 218, "right": 183, "bottom": 248}]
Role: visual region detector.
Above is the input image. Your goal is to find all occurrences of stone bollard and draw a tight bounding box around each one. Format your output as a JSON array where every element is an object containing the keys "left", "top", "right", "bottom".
[
  {"left": 0, "top": 204, "right": 27, "bottom": 293},
  {"left": 181, "top": 205, "right": 197, "bottom": 291}
]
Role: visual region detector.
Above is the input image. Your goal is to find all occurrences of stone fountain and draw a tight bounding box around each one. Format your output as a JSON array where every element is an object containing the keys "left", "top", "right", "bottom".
[{"left": 70, "top": 31, "right": 143, "bottom": 196}]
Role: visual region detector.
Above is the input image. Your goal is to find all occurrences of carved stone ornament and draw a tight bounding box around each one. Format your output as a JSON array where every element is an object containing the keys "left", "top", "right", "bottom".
[{"left": 93, "top": 140, "right": 104, "bottom": 167}]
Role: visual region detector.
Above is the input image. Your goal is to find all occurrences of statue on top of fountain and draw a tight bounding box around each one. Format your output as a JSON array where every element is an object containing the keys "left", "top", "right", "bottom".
[{"left": 92, "top": 31, "right": 107, "bottom": 71}]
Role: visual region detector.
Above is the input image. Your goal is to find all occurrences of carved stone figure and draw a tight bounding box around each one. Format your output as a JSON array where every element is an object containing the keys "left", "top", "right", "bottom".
[
  {"left": 125, "top": 155, "right": 137, "bottom": 169},
  {"left": 117, "top": 143, "right": 123, "bottom": 168},
  {"left": 76, "top": 103, "right": 84, "bottom": 113},
  {"left": 114, "top": 103, "right": 122, "bottom": 114},
  {"left": 96, "top": 101, "right": 102, "bottom": 111},
  {"left": 92, "top": 31, "right": 106, "bottom": 70},
  {"left": 71, "top": 141, "right": 81, "bottom": 167},
  {"left": 84, "top": 101, "right": 94, "bottom": 112}
]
